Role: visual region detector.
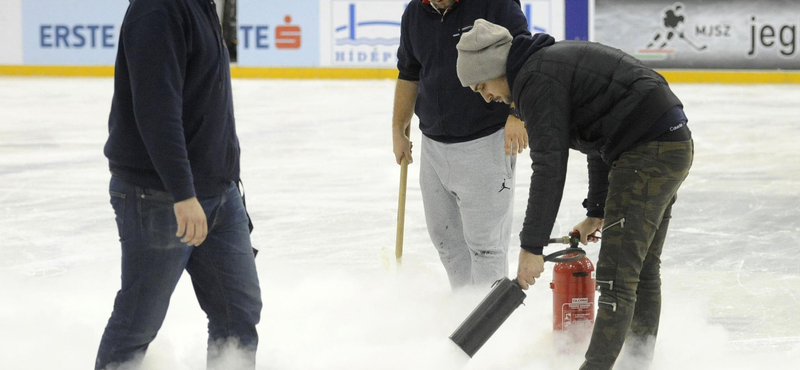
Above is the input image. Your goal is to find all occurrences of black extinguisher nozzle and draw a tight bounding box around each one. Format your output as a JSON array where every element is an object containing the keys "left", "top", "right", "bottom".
[{"left": 449, "top": 277, "right": 527, "bottom": 357}]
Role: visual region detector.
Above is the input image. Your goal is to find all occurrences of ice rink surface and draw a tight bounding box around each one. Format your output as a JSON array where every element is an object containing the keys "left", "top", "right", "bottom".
[{"left": 1, "top": 77, "right": 799, "bottom": 369}]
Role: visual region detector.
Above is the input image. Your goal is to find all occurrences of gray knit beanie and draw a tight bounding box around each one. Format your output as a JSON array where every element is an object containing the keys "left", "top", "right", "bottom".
[{"left": 456, "top": 19, "right": 513, "bottom": 87}]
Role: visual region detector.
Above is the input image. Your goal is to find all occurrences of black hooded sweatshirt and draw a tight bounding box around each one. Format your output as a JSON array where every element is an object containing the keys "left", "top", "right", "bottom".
[
  {"left": 104, "top": 0, "right": 239, "bottom": 202},
  {"left": 506, "top": 35, "right": 686, "bottom": 254}
]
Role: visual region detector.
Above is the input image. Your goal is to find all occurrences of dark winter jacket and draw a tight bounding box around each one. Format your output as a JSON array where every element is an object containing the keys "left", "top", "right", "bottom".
[
  {"left": 104, "top": 0, "right": 239, "bottom": 202},
  {"left": 507, "top": 37, "right": 684, "bottom": 253},
  {"left": 397, "top": 0, "right": 529, "bottom": 142}
]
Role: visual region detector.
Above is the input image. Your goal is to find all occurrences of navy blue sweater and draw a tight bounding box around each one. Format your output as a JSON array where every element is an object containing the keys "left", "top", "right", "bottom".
[
  {"left": 397, "top": 0, "right": 529, "bottom": 142},
  {"left": 104, "top": 0, "right": 239, "bottom": 202}
]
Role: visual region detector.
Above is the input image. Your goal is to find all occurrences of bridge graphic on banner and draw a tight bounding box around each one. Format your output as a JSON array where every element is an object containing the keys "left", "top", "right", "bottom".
[{"left": 335, "top": 3, "right": 401, "bottom": 46}]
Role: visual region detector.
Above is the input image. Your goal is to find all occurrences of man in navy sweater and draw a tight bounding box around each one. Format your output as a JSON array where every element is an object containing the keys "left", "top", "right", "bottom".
[
  {"left": 392, "top": 0, "right": 530, "bottom": 289},
  {"left": 96, "top": 0, "right": 261, "bottom": 369}
]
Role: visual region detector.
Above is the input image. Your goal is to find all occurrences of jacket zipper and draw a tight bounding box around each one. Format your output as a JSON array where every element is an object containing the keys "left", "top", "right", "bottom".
[
  {"left": 429, "top": 2, "right": 453, "bottom": 134},
  {"left": 428, "top": 3, "right": 450, "bottom": 22},
  {"left": 206, "top": 0, "right": 225, "bottom": 90}
]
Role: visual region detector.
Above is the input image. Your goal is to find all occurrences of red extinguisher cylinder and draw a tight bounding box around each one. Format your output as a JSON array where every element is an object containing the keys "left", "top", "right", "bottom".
[{"left": 550, "top": 255, "right": 596, "bottom": 331}]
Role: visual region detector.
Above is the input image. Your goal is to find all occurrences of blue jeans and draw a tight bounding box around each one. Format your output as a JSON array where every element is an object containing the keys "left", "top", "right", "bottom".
[{"left": 96, "top": 177, "right": 262, "bottom": 370}]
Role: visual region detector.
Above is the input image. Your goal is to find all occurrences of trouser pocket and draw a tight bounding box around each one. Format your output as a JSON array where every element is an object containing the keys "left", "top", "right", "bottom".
[
  {"left": 109, "top": 191, "right": 126, "bottom": 241},
  {"left": 137, "top": 188, "right": 182, "bottom": 248}
]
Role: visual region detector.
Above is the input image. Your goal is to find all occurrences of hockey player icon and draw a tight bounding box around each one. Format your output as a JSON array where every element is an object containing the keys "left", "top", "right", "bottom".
[{"left": 646, "top": 3, "right": 706, "bottom": 51}]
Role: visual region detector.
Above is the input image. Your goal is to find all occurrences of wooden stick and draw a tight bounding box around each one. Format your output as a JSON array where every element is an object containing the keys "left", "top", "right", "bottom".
[{"left": 395, "top": 126, "right": 410, "bottom": 264}]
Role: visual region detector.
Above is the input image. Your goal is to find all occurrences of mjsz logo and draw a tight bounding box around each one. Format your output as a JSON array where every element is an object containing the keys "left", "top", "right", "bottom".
[{"left": 637, "top": 2, "right": 707, "bottom": 60}]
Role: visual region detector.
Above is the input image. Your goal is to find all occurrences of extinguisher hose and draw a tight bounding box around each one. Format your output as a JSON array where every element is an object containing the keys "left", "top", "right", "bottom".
[{"left": 543, "top": 247, "right": 586, "bottom": 263}]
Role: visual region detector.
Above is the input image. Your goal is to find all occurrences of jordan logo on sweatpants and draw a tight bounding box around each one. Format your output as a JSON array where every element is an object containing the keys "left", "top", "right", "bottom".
[{"left": 499, "top": 179, "right": 511, "bottom": 193}]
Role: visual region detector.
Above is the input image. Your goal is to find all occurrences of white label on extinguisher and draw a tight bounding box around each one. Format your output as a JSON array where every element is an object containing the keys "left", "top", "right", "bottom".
[
  {"left": 561, "top": 301, "right": 594, "bottom": 329},
  {"left": 592, "top": 271, "right": 596, "bottom": 279}
]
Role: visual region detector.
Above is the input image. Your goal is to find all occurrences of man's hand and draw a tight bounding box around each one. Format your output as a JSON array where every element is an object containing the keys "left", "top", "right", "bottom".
[
  {"left": 517, "top": 248, "right": 545, "bottom": 290},
  {"left": 393, "top": 127, "right": 413, "bottom": 165},
  {"left": 573, "top": 217, "right": 604, "bottom": 245},
  {"left": 392, "top": 79, "right": 418, "bottom": 165},
  {"left": 174, "top": 197, "right": 207, "bottom": 247},
  {"left": 504, "top": 115, "right": 527, "bottom": 156}
]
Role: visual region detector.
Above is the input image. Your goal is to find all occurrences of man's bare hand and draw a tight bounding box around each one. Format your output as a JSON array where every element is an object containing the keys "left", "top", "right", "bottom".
[
  {"left": 504, "top": 115, "right": 527, "bottom": 156},
  {"left": 573, "top": 217, "right": 604, "bottom": 245},
  {"left": 393, "top": 128, "right": 413, "bottom": 165},
  {"left": 174, "top": 197, "right": 207, "bottom": 247},
  {"left": 517, "top": 248, "right": 545, "bottom": 290}
]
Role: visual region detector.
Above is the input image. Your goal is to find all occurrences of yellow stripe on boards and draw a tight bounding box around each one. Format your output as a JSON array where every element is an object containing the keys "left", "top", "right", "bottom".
[
  {"left": 0, "top": 65, "right": 399, "bottom": 80},
  {"left": 2, "top": 65, "right": 800, "bottom": 83},
  {"left": 231, "top": 67, "right": 398, "bottom": 79},
  {"left": 0, "top": 65, "right": 115, "bottom": 77},
  {"left": 659, "top": 70, "right": 800, "bottom": 84}
]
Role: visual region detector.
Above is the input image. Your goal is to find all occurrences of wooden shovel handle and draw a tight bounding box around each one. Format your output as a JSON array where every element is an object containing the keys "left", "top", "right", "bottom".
[{"left": 395, "top": 126, "right": 410, "bottom": 262}]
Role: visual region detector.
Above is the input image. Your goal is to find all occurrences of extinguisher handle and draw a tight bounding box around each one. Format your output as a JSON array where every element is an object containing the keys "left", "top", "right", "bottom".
[
  {"left": 546, "top": 232, "right": 581, "bottom": 247},
  {"left": 546, "top": 236, "right": 572, "bottom": 244},
  {"left": 544, "top": 232, "right": 587, "bottom": 263}
]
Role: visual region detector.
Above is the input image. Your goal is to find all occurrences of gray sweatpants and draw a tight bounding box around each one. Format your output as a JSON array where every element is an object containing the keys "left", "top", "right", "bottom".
[{"left": 420, "top": 129, "right": 516, "bottom": 289}]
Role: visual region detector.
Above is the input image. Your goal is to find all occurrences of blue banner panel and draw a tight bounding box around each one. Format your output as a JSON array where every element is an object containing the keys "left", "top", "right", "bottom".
[
  {"left": 565, "top": 0, "right": 589, "bottom": 41},
  {"left": 237, "top": 0, "right": 320, "bottom": 67},
  {"left": 22, "top": 0, "right": 128, "bottom": 65}
]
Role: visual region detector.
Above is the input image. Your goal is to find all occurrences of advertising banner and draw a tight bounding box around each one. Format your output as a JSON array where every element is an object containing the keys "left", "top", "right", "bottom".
[
  {"left": 12, "top": 0, "right": 574, "bottom": 70},
  {"left": 0, "top": 0, "right": 23, "bottom": 64},
  {"left": 237, "top": 0, "right": 320, "bottom": 67},
  {"left": 320, "top": 0, "right": 566, "bottom": 68},
  {"left": 22, "top": 0, "right": 128, "bottom": 65},
  {"left": 522, "top": 0, "right": 566, "bottom": 41},
  {"left": 595, "top": 0, "right": 800, "bottom": 69},
  {"left": 325, "top": 0, "right": 405, "bottom": 68}
]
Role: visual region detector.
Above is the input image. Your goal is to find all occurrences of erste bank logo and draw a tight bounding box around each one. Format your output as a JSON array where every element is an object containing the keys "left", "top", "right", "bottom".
[
  {"left": 331, "top": 0, "right": 404, "bottom": 67},
  {"left": 237, "top": 0, "right": 319, "bottom": 67},
  {"left": 275, "top": 15, "right": 302, "bottom": 49},
  {"left": 22, "top": 0, "right": 128, "bottom": 65},
  {"left": 240, "top": 15, "right": 302, "bottom": 50}
]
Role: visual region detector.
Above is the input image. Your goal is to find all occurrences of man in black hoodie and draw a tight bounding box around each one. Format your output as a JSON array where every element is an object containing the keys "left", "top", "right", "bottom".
[
  {"left": 96, "top": 0, "right": 261, "bottom": 369},
  {"left": 456, "top": 19, "right": 693, "bottom": 370},
  {"left": 393, "top": 0, "right": 531, "bottom": 289}
]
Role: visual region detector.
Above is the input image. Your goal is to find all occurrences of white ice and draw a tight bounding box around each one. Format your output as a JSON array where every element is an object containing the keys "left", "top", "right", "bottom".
[{"left": 0, "top": 77, "right": 799, "bottom": 370}]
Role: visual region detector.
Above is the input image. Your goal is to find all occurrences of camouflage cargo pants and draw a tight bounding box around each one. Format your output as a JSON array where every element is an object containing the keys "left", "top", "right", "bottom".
[{"left": 580, "top": 139, "right": 693, "bottom": 370}]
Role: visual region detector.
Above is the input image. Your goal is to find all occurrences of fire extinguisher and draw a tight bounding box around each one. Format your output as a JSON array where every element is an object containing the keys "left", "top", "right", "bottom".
[
  {"left": 449, "top": 235, "right": 590, "bottom": 358},
  {"left": 549, "top": 231, "right": 596, "bottom": 331}
]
